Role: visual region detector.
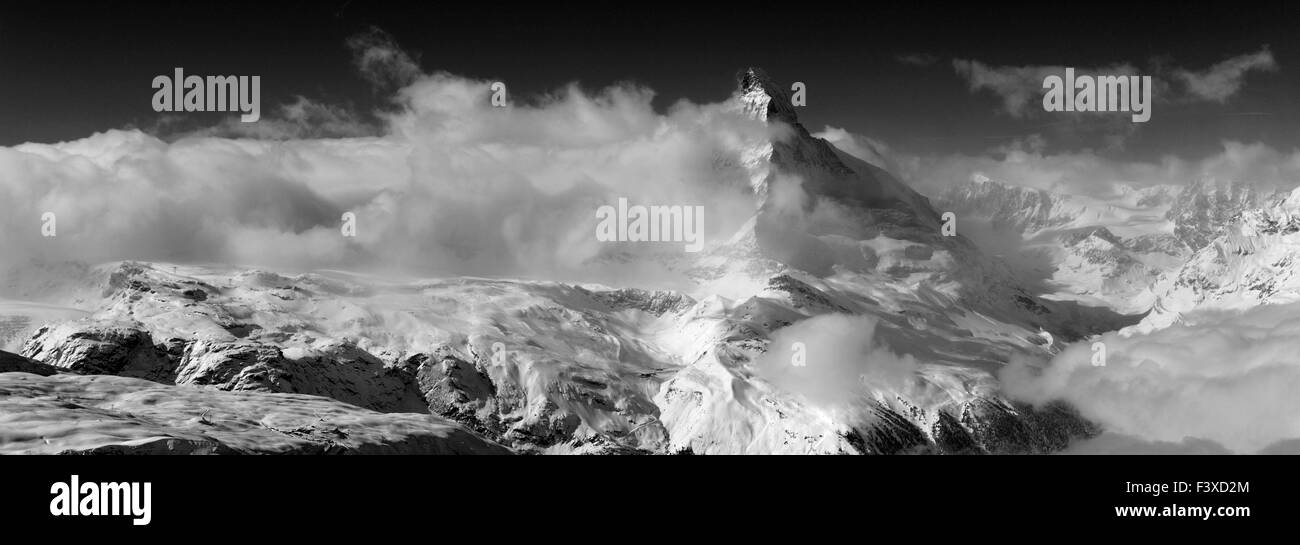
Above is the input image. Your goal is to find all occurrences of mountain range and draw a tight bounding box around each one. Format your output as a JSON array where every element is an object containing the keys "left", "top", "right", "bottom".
[{"left": 2, "top": 69, "right": 1292, "bottom": 455}]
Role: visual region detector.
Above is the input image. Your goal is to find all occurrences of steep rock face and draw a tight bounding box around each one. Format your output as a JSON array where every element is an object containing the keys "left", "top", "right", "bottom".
[
  {"left": 175, "top": 338, "right": 428, "bottom": 413},
  {"left": 0, "top": 372, "right": 509, "bottom": 455},
  {"left": 740, "top": 68, "right": 943, "bottom": 246},
  {"left": 956, "top": 399, "right": 1098, "bottom": 454},
  {"left": 723, "top": 71, "right": 1088, "bottom": 336},
  {"left": 22, "top": 323, "right": 167, "bottom": 377},
  {"left": 415, "top": 351, "right": 499, "bottom": 432},
  {"left": 22, "top": 321, "right": 429, "bottom": 414}
]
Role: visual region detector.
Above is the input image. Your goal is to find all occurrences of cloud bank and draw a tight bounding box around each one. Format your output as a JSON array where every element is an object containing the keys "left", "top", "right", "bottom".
[
  {"left": 0, "top": 42, "right": 778, "bottom": 287},
  {"left": 1001, "top": 303, "right": 1300, "bottom": 453}
]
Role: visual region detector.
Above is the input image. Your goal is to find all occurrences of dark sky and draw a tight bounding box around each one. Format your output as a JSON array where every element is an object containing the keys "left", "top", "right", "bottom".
[{"left": 2, "top": 1, "right": 1298, "bottom": 160}]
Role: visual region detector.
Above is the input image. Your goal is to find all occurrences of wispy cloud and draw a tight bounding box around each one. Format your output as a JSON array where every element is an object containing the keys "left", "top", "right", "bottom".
[
  {"left": 1173, "top": 46, "right": 1277, "bottom": 103},
  {"left": 895, "top": 52, "right": 939, "bottom": 67},
  {"left": 952, "top": 59, "right": 1144, "bottom": 118},
  {"left": 156, "top": 96, "right": 381, "bottom": 140},
  {"left": 952, "top": 46, "right": 1277, "bottom": 118},
  {"left": 346, "top": 27, "right": 424, "bottom": 92}
]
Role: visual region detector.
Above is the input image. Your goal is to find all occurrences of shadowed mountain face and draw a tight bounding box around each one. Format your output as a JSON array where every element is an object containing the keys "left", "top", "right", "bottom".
[
  {"left": 731, "top": 70, "right": 1134, "bottom": 339},
  {"left": 740, "top": 68, "right": 944, "bottom": 243},
  {"left": 0, "top": 350, "right": 58, "bottom": 375}
]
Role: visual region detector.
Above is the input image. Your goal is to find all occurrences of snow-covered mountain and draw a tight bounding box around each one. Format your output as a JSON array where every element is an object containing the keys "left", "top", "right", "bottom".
[
  {"left": 937, "top": 177, "right": 1178, "bottom": 237},
  {"left": 0, "top": 69, "right": 1120, "bottom": 454},
  {"left": 932, "top": 177, "right": 1284, "bottom": 312},
  {"left": 933, "top": 178, "right": 1179, "bottom": 311},
  {"left": 1136, "top": 186, "right": 1300, "bottom": 332},
  {"left": 1167, "top": 178, "right": 1285, "bottom": 250}
]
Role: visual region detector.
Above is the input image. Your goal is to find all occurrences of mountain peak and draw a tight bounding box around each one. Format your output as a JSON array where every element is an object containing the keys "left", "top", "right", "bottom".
[
  {"left": 737, "top": 67, "right": 798, "bottom": 124},
  {"left": 738, "top": 67, "right": 775, "bottom": 93}
]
